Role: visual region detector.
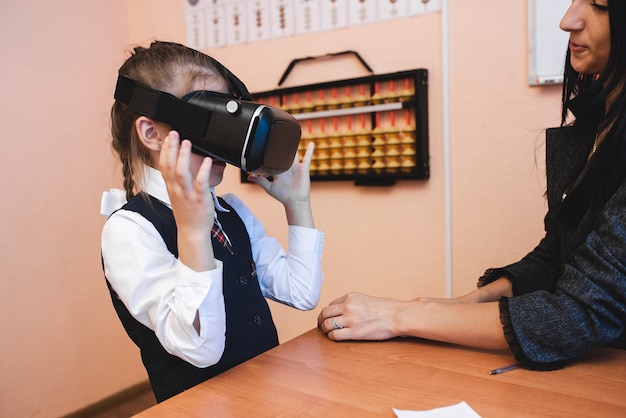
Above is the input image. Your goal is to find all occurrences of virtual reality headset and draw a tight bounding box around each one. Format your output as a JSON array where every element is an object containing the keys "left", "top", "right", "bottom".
[{"left": 114, "top": 71, "right": 301, "bottom": 176}]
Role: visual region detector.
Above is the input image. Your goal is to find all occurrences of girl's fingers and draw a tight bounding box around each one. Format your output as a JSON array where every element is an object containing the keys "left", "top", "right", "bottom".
[
  {"left": 175, "top": 139, "right": 193, "bottom": 188},
  {"left": 160, "top": 133, "right": 202, "bottom": 198},
  {"left": 301, "top": 142, "right": 315, "bottom": 166},
  {"left": 290, "top": 142, "right": 314, "bottom": 168},
  {"left": 160, "top": 131, "right": 180, "bottom": 174},
  {"left": 194, "top": 157, "right": 213, "bottom": 194}
]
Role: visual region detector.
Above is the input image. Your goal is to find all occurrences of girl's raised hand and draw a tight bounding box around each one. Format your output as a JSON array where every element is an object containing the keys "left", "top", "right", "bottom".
[
  {"left": 248, "top": 142, "right": 314, "bottom": 204},
  {"left": 159, "top": 131, "right": 216, "bottom": 271},
  {"left": 247, "top": 142, "right": 315, "bottom": 227}
]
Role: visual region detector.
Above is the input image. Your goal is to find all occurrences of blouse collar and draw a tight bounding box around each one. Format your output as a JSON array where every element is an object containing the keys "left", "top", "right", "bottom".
[{"left": 100, "top": 165, "right": 229, "bottom": 216}]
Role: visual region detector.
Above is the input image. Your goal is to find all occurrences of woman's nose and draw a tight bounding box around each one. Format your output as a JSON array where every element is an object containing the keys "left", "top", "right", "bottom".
[{"left": 560, "top": 1, "right": 584, "bottom": 33}]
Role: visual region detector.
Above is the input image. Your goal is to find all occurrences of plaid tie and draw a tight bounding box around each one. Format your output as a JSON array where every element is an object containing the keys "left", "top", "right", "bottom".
[{"left": 212, "top": 221, "right": 234, "bottom": 255}]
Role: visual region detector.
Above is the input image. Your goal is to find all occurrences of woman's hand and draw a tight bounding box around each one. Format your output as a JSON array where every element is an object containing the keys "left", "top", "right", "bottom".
[
  {"left": 317, "top": 292, "right": 409, "bottom": 341},
  {"left": 247, "top": 142, "right": 316, "bottom": 227},
  {"left": 159, "top": 132, "right": 216, "bottom": 271},
  {"left": 317, "top": 291, "right": 509, "bottom": 349}
]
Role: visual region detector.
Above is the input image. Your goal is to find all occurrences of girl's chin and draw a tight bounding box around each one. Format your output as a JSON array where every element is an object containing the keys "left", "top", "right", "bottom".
[{"left": 210, "top": 164, "right": 226, "bottom": 186}]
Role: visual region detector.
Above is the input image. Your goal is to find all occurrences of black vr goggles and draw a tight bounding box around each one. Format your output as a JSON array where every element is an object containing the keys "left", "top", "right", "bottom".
[{"left": 114, "top": 70, "right": 301, "bottom": 176}]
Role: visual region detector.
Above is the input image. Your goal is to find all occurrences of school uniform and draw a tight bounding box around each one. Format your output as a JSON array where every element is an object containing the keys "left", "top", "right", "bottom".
[{"left": 101, "top": 166, "right": 324, "bottom": 401}]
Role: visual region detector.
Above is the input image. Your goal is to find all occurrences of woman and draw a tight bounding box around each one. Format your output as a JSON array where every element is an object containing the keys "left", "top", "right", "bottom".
[{"left": 318, "top": 0, "right": 626, "bottom": 370}]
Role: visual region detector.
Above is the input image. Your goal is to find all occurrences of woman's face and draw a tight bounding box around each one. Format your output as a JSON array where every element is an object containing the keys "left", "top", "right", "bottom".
[{"left": 560, "top": 0, "right": 611, "bottom": 75}]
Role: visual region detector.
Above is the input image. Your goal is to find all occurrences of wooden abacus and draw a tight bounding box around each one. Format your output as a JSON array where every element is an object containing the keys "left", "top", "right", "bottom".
[{"left": 246, "top": 68, "right": 429, "bottom": 185}]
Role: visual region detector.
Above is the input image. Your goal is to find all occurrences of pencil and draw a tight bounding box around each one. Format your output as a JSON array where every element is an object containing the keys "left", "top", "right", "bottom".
[{"left": 489, "top": 363, "right": 520, "bottom": 375}]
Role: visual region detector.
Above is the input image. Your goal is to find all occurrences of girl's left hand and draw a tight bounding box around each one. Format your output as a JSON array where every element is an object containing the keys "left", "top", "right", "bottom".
[
  {"left": 247, "top": 142, "right": 316, "bottom": 227},
  {"left": 247, "top": 142, "right": 315, "bottom": 205}
]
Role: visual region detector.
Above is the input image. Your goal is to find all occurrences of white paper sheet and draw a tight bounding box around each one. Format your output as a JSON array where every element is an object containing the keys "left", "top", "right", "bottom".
[{"left": 393, "top": 401, "right": 481, "bottom": 418}]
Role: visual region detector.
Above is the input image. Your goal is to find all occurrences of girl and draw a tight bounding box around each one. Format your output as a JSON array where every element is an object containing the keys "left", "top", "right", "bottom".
[
  {"left": 319, "top": 0, "right": 626, "bottom": 371},
  {"left": 101, "top": 41, "right": 324, "bottom": 402}
]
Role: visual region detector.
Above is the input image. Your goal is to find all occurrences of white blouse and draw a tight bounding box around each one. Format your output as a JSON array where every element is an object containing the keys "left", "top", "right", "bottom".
[{"left": 100, "top": 167, "right": 324, "bottom": 367}]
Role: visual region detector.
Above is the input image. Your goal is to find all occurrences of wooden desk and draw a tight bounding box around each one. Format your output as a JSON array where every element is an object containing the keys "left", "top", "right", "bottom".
[{"left": 135, "top": 328, "right": 626, "bottom": 417}]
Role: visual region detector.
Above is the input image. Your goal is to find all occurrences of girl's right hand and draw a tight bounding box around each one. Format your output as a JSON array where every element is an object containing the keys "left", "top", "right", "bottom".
[{"left": 159, "top": 131, "right": 216, "bottom": 271}]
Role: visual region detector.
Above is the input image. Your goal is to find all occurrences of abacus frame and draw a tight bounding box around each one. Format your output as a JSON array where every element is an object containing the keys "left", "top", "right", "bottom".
[{"left": 242, "top": 69, "right": 429, "bottom": 186}]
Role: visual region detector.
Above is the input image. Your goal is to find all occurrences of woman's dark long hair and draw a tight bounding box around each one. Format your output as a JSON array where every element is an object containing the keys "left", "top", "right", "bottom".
[{"left": 559, "top": 0, "right": 626, "bottom": 226}]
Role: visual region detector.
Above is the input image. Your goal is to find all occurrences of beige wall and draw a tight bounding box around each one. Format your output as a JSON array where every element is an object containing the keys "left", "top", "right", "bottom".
[{"left": 0, "top": 1, "right": 562, "bottom": 416}]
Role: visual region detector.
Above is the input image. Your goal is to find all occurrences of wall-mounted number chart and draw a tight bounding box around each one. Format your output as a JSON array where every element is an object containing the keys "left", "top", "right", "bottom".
[
  {"left": 185, "top": 0, "right": 442, "bottom": 50},
  {"left": 248, "top": 69, "right": 429, "bottom": 185}
]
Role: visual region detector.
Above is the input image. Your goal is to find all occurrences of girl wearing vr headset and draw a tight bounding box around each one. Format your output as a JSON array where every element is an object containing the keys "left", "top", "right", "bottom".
[
  {"left": 101, "top": 41, "right": 324, "bottom": 402},
  {"left": 319, "top": 0, "right": 626, "bottom": 371}
]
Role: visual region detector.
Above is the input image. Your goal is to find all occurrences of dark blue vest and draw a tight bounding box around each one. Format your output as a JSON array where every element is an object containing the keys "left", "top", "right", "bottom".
[{"left": 105, "top": 194, "right": 278, "bottom": 402}]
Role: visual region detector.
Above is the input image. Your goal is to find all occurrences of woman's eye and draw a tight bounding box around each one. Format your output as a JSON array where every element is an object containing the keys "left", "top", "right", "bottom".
[{"left": 591, "top": 1, "right": 609, "bottom": 12}]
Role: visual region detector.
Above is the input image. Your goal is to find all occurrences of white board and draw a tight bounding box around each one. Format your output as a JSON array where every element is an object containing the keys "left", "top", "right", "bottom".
[{"left": 528, "top": 0, "right": 570, "bottom": 86}]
